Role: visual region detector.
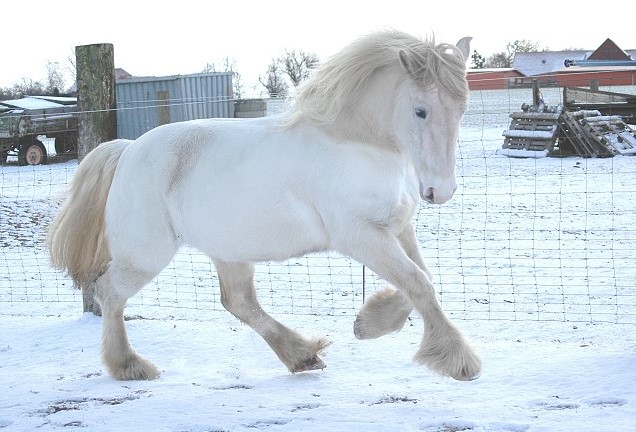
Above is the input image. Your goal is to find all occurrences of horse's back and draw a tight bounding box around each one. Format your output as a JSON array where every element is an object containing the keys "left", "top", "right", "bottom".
[{"left": 107, "top": 117, "right": 332, "bottom": 262}]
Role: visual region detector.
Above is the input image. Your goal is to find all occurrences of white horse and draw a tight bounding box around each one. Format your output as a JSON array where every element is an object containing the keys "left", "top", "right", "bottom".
[{"left": 47, "top": 30, "right": 481, "bottom": 381}]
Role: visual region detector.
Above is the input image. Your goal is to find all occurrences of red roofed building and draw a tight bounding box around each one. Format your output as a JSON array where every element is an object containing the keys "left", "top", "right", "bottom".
[{"left": 468, "top": 39, "right": 636, "bottom": 90}]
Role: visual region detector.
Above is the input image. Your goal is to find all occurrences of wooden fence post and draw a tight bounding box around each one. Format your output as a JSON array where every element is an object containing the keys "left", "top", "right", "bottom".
[
  {"left": 75, "top": 43, "right": 117, "bottom": 162},
  {"left": 75, "top": 43, "right": 117, "bottom": 315},
  {"left": 532, "top": 79, "right": 540, "bottom": 107}
]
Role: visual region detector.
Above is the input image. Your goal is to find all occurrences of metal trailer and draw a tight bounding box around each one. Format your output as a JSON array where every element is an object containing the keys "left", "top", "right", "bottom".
[{"left": 0, "top": 96, "right": 78, "bottom": 165}]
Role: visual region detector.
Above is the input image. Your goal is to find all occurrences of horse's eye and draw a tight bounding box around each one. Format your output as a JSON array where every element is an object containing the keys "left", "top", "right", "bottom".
[{"left": 415, "top": 108, "right": 427, "bottom": 119}]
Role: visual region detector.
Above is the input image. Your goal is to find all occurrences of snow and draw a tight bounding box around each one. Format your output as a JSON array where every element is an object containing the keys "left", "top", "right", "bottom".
[
  {"left": 501, "top": 130, "right": 556, "bottom": 139},
  {"left": 1, "top": 314, "right": 634, "bottom": 431},
  {"left": 2, "top": 86, "right": 636, "bottom": 432},
  {"left": 0, "top": 97, "right": 70, "bottom": 111},
  {"left": 495, "top": 148, "right": 549, "bottom": 158}
]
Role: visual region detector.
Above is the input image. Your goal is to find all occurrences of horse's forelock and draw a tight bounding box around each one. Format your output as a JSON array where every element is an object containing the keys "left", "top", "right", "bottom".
[
  {"left": 399, "top": 41, "right": 469, "bottom": 100},
  {"left": 288, "top": 30, "right": 468, "bottom": 127}
]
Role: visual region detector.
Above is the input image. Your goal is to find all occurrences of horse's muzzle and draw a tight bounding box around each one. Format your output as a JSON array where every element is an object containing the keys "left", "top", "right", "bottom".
[{"left": 420, "top": 184, "right": 457, "bottom": 204}]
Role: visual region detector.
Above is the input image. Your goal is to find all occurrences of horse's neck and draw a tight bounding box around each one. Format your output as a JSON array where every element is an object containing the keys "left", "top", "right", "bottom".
[
  {"left": 327, "top": 77, "right": 401, "bottom": 150},
  {"left": 327, "top": 119, "right": 399, "bottom": 151}
]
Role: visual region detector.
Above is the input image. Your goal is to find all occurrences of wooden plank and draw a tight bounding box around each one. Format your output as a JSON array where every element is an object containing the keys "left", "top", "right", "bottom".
[
  {"left": 564, "top": 87, "right": 635, "bottom": 105},
  {"left": 509, "top": 112, "right": 561, "bottom": 120},
  {"left": 564, "top": 87, "right": 636, "bottom": 118},
  {"left": 503, "top": 130, "right": 556, "bottom": 139}
]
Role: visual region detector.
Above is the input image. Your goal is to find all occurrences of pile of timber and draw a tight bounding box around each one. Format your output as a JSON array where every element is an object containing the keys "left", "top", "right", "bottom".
[{"left": 499, "top": 106, "right": 636, "bottom": 158}]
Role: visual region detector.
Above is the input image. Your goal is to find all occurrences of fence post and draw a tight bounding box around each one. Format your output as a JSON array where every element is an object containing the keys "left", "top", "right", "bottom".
[
  {"left": 75, "top": 43, "right": 117, "bottom": 315},
  {"left": 75, "top": 43, "right": 117, "bottom": 162},
  {"left": 531, "top": 79, "right": 540, "bottom": 107}
]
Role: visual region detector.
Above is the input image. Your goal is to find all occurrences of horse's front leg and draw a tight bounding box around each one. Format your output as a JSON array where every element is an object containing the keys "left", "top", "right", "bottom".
[
  {"left": 354, "top": 223, "right": 428, "bottom": 339},
  {"left": 339, "top": 225, "right": 481, "bottom": 381},
  {"left": 214, "top": 261, "right": 330, "bottom": 373}
]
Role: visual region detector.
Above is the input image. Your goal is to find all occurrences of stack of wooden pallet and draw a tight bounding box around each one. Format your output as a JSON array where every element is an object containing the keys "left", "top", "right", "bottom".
[
  {"left": 557, "top": 110, "right": 636, "bottom": 157},
  {"left": 497, "top": 106, "right": 562, "bottom": 158},
  {"left": 499, "top": 106, "right": 636, "bottom": 158}
]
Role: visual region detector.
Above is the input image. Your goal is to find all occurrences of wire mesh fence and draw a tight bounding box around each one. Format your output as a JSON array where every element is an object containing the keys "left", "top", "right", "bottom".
[{"left": 1, "top": 84, "right": 635, "bottom": 324}]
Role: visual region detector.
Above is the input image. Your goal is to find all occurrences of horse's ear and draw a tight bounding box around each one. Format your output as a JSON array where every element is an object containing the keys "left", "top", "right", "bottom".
[
  {"left": 455, "top": 36, "right": 472, "bottom": 61},
  {"left": 399, "top": 49, "right": 414, "bottom": 74}
]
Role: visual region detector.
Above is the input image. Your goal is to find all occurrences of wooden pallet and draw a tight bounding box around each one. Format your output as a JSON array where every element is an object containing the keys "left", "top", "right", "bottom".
[
  {"left": 498, "top": 109, "right": 561, "bottom": 157},
  {"left": 580, "top": 114, "right": 636, "bottom": 155},
  {"left": 557, "top": 110, "right": 636, "bottom": 157}
]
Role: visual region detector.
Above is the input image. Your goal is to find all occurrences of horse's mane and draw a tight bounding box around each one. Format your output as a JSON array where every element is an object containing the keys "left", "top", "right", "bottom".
[{"left": 286, "top": 30, "right": 469, "bottom": 127}]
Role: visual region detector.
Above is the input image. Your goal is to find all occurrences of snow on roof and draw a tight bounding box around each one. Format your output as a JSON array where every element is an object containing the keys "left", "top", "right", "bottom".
[
  {"left": 514, "top": 50, "right": 636, "bottom": 77},
  {"left": 513, "top": 51, "right": 593, "bottom": 76},
  {"left": 0, "top": 96, "right": 73, "bottom": 110},
  {"left": 29, "top": 95, "right": 77, "bottom": 105}
]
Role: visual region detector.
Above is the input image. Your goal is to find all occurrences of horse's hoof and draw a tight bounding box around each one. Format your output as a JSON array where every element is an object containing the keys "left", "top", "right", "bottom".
[
  {"left": 291, "top": 355, "right": 326, "bottom": 373},
  {"left": 353, "top": 317, "right": 365, "bottom": 339},
  {"left": 452, "top": 370, "right": 481, "bottom": 381},
  {"left": 353, "top": 316, "right": 378, "bottom": 339},
  {"left": 414, "top": 338, "right": 481, "bottom": 381},
  {"left": 106, "top": 354, "right": 160, "bottom": 381},
  {"left": 353, "top": 288, "right": 411, "bottom": 339}
]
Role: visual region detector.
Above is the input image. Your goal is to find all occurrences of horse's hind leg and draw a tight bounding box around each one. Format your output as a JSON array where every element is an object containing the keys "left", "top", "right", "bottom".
[
  {"left": 354, "top": 224, "right": 427, "bottom": 339},
  {"left": 215, "top": 261, "right": 330, "bottom": 373},
  {"left": 93, "top": 262, "right": 161, "bottom": 380}
]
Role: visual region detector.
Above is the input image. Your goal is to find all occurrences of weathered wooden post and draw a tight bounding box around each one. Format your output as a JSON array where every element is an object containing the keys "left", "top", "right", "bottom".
[
  {"left": 532, "top": 79, "right": 540, "bottom": 107},
  {"left": 75, "top": 43, "right": 117, "bottom": 315},
  {"left": 590, "top": 79, "right": 599, "bottom": 91},
  {"left": 75, "top": 43, "right": 117, "bottom": 162}
]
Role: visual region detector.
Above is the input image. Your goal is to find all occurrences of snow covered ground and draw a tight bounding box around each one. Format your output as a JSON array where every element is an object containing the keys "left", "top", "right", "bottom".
[{"left": 1, "top": 87, "right": 635, "bottom": 431}]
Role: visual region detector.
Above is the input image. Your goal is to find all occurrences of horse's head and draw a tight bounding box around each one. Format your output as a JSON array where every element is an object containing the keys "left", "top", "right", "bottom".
[
  {"left": 289, "top": 31, "right": 470, "bottom": 205},
  {"left": 395, "top": 37, "right": 471, "bottom": 205}
]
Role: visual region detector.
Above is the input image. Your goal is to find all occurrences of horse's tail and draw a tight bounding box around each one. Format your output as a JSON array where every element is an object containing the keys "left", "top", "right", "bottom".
[{"left": 46, "top": 139, "right": 132, "bottom": 290}]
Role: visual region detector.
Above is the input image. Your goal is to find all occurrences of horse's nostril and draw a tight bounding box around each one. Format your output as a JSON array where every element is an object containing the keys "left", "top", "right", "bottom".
[{"left": 423, "top": 187, "right": 435, "bottom": 203}]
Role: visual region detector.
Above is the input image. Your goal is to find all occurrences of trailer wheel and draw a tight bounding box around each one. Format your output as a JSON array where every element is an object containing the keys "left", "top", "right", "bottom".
[{"left": 18, "top": 138, "right": 47, "bottom": 166}]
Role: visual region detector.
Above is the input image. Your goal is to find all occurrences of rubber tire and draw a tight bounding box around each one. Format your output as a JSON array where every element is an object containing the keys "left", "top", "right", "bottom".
[{"left": 18, "top": 139, "right": 47, "bottom": 166}]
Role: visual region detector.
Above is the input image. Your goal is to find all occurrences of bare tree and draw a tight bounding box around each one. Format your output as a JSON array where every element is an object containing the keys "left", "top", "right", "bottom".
[
  {"left": 279, "top": 49, "right": 319, "bottom": 87},
  {"left": 45, "top": 61, "right": 66, "bottom": 95},
  {"left": 0, "top": 78, "right": 43, "bottom": 100},
  {"left": 202, "top": 62, "right": 215, "bottom": 73},
  {"left": 11, "top": 78, "right": 45, "bottom": 97},
  {"left": 0, "top": 60, "right": 71, "bottom": 99},
  {"left": 483, "top": 39, "right": 542, "bottom": 68},
  {"left": 202, "top": 57, "right": 244, "bottom": 99},
  {"left": 66, "top": 50, "right": 77, "bottom": 83},
  {"left": 484, "top": 52, "right": 511, "bottom": 68},
  {"left": 259, "top": 60, "right": 288, "bottom": 97},
  {"left": 506, "top": 39, "right": 542, "bottom": 63}
]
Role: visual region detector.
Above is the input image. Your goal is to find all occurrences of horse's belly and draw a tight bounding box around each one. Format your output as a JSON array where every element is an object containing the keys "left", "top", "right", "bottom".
[{"left": 178, "top": 198, "right": 330, "bottom": 263}]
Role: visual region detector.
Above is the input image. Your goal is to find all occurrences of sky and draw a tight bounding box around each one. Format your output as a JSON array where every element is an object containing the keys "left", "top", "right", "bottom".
[{"left": 2, "top": 0, "right": 635, "bottom": 95}]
